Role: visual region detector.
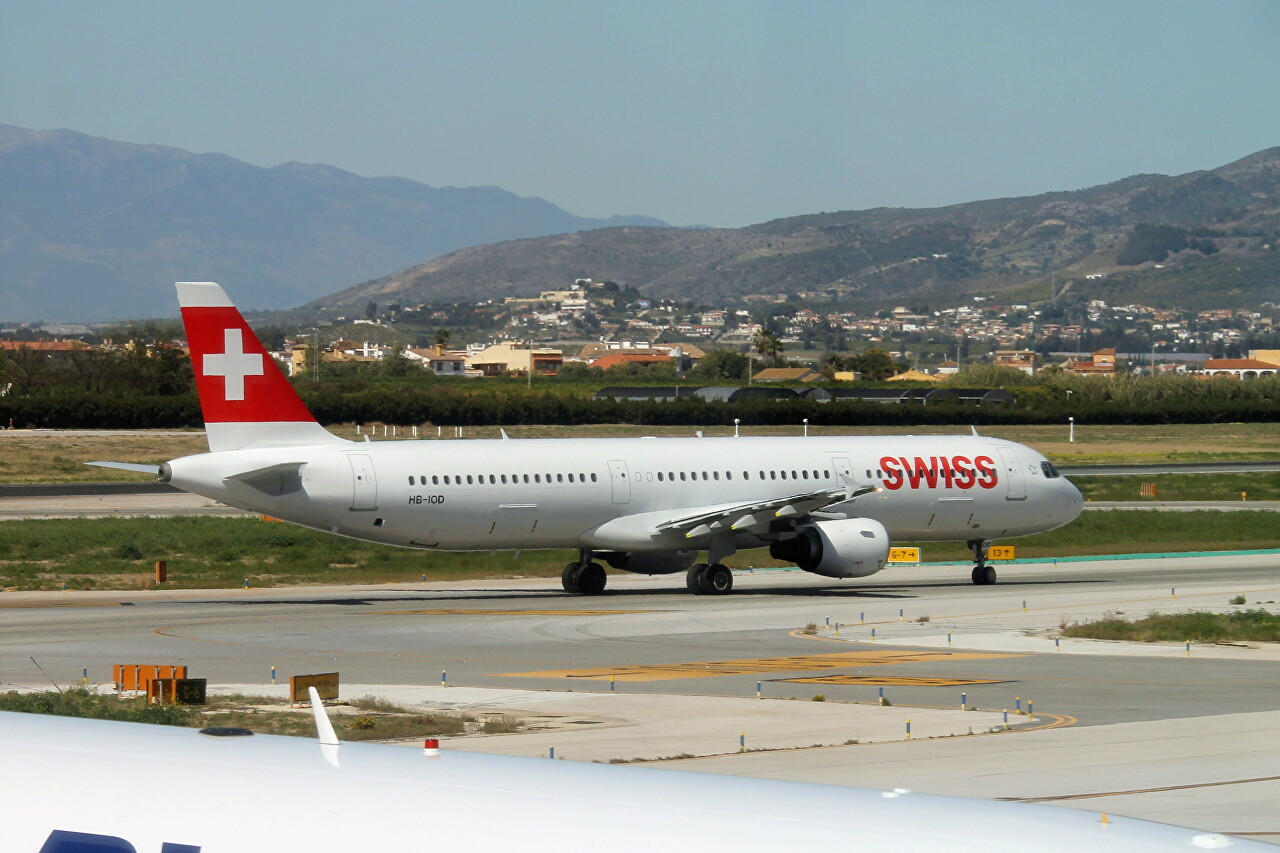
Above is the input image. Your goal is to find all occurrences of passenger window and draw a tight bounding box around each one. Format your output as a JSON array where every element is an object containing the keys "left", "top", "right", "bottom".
[
  {"left": 658, "top": 472, "right": 664, "bottom": 481},
  {"left": 713, "top": 471, "right": 720, "bottom": 480},
  {"left": 802, "top": 470, "right": 809, "bottom": 479},
  {"left": 726, "top": 471, "right": 732, "bottom": 480},
  {"left": 524, "top": 474, "right": 530, "bottom": 483},
  {"left": 590, "top": 473, "right": 598, "bottom": 482},
  {"left": 557, "top": 474, "right": 563, "bottom": 483},
  {"left": 466, "top": 475, "right": 473, "bottom": 485},
  {"left": 680, "top": 472, "right": 687, "bottom": 481},
  {"left": 744, "top": 471, "right": 750, "bottom": 479},
  {"left": 770, "top": 471, "right": 777, "bottom": 480},
  {"left": 489, "top": 475, "right": 496, "bottom": 484},
  {"left": 409, "top": 476, "right": 415, "bottom": 485},
  {"left": 534, "top": 474, "right": 541, "bottom": 483}
]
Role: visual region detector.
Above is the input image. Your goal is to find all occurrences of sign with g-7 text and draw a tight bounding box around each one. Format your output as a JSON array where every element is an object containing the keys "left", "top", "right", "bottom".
[{"left": 290, "top": 672, "right": 339, "bottom": 704}]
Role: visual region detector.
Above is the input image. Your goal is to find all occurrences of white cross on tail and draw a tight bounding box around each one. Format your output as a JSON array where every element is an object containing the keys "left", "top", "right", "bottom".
[{"left": 202, "top": 328, "right": 263, "bottom": 401}]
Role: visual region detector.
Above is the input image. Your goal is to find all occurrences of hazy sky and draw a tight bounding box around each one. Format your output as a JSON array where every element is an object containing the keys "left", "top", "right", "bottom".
[{"left": 3, "top": 1, "right": 1278, "bottom": 227}]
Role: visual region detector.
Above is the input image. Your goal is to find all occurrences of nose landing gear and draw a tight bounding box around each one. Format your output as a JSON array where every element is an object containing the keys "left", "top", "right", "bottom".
[{"left": 969, "top": 539, "right": 997, "bottom": 585}]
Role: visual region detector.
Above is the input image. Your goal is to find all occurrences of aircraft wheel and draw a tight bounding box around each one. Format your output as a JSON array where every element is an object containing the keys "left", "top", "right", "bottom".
[
  {"left": 577, "top": 562, "right": 607, "bottom": 595},
  {"left": 971, "top": 565, "right": 997, "bottom": 585},
  {"left": 705, "top": 563, "right": 733, "bottom": 594},
  {"left": 562, "top": 562, "right": 582, "bottom": 593},
  {"left": 686, "top": 563, "right": 710, "bottom": 594}
]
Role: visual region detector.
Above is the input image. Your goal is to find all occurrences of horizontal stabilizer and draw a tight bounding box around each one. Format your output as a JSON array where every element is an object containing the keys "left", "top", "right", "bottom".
[
  {"left": 86, "top": 461, "right": 160, "bottom": 475},
  {"left": 224, "top": 462, "right": 306, "bottom": 497}
]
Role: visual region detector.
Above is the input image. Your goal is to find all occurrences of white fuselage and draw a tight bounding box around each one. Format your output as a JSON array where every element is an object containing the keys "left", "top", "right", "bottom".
[{"left": 164, "top": 433, "right": 1082, "bottom": 556}]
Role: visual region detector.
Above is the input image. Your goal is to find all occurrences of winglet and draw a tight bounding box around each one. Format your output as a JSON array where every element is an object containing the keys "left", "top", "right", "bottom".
[
  {"left": 500, "top": 429, "right": 510, "bottom": 440},
  {"left": 308, "top": 686, "right": 340, "bottom": 746},
  {"left": 971, "top": 425, "right": 980, "bottom": 437}
]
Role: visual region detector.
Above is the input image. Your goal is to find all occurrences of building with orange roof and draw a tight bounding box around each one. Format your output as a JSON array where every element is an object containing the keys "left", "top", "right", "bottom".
[
  {"left": 1201, "top": 358, "right": 1279, "bottom": 378},
  {"left": 591, "top": 353, "right": 672, "bottom": 371}
]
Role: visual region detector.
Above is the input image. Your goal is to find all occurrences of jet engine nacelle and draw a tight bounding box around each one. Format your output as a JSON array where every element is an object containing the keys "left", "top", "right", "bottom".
[
  {"left": 601, "top": 550, "right": 698, "bottom": 576},
  {"left": 769, "top": 518, "right": 890, "bottom": 579}
]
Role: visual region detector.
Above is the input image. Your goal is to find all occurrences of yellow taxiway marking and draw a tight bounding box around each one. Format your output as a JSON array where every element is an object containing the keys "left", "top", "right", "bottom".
[
  {"left": 499, "top": 650, "right": 1023, "bottom": 682},
  {"left": 781, "top": 675, "right": 1007, "bottom": 687},
  {"left": 370, "top": 608, "right": 656, "bottom": 617}
]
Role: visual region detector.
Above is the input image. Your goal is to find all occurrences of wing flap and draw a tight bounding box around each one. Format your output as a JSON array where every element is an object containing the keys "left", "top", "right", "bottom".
[{"left": 654, "top": 483, "right": 875, "bottom": 539}]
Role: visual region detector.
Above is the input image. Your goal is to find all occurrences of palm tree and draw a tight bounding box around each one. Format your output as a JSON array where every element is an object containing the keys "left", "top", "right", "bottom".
[
  {"left": 753, "top": 329, "right": 784, "bottom": 366},
  {"left": 433, "top": 328, "right": 452, "bottom": 353}
]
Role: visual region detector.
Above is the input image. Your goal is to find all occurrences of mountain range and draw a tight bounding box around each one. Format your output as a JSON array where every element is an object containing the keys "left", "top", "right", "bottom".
[
  {"left": 0, "top": 124, "right": 665, "bottom": 321},
  {"left": 317, "top": 148, "right": 1280, "bottom": 314}
]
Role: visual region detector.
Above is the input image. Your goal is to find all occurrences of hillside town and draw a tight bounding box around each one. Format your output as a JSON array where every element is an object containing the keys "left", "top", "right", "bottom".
[{"left": 4, "top": 278, "right": 1280, "bottom": 385}]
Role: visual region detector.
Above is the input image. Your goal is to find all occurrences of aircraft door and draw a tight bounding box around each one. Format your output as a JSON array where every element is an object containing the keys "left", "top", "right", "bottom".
[
  {"left": 830, "top": 456, "right": 853, "bottom": 480},
  {"left": 995, "top": 448, "right": 1026, "bottom": 501},
  {"left": 607, "top": 459, "right": 631, "bottom": 505},
  {"left": 348, "top": 453, "right": 378, "bottom": 511}
]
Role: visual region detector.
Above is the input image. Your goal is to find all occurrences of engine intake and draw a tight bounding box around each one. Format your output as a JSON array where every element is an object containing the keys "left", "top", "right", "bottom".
[{"left": 769, "top": 518, "right": 890, "bottom": 579}]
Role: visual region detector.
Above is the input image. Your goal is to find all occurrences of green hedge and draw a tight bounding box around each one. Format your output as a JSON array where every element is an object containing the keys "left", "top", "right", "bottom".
[{"left": 3, "top": 389, "right": 1277, "bottom": 429}]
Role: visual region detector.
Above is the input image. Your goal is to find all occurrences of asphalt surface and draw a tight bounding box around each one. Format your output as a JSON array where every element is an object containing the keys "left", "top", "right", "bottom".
[{"left": 3, "top": 552, "right": 1279, "bottom": 842}]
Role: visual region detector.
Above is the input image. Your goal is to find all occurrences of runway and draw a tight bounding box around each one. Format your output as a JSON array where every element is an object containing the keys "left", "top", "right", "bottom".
[{"left": 3, "top": 552, "right": 1279, "bottom": 842}]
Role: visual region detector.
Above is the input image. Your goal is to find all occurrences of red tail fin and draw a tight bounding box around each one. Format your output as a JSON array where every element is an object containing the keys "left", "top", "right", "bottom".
[{"left": 177, "top": 282, "right": 345, "bottom": 451}]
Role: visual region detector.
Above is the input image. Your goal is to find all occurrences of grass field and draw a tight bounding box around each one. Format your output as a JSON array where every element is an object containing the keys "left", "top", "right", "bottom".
[
  {"left": 1063, "top": 609, "right": 1280, "bottom": 643},
  {"left": 0, "top": 688, "right": 505, "bottom": 740},
  {"left": 1072, "top": 473, "right": 1280, "bottom": 502},
  {"left": 1, "top": 422, "right": 1277, "bottom": 484},
  {"left": 1, "top": 511, "right": 1276, "bottom": 591}
]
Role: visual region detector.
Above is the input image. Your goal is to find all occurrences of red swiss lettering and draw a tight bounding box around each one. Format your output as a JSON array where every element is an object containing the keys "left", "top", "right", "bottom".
[
  {"left": 975, "top": 455, "right": 999, "bottom": 489},
  {"left": 880, "top": 456, "right": 903, "bottom": 490}
]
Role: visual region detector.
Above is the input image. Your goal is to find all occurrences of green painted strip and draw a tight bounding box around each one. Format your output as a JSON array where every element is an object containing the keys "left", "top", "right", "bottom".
[
  {"left": 741, "top": 548, "right": 1280, "bottom": 571},
  {"left": 926, "top": 548, "right": 1280, "bottom": 566}
]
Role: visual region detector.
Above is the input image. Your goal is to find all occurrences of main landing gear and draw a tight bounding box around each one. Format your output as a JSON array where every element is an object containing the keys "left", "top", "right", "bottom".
[
  {"left": 969, "top": 539, "right": 997, "bottom": 585},
  {"left": 686, "top": 563, "right": 733, "bottom": 595},
  {"left": 562, "top": 551, "right": 606, "bottom": 595}
]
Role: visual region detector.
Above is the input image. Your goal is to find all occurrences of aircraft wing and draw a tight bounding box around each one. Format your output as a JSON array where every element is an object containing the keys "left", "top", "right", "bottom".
[{"left": 655, "top": 481, "right": 876, "bottom": 539}]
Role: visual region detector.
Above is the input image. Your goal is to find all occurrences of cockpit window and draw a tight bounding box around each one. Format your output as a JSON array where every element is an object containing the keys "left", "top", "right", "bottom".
[{"left": 1040, "top": 461, "right": 1061, "bottom": 479}]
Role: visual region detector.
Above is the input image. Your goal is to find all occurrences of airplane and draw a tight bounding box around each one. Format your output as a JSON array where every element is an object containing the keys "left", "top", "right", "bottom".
[
  {"left": 93, "top": 282, "right": 1083, "bottom": 595},
  {"left": 1, "top": 696, "right": 1265, "bottom": 851}
]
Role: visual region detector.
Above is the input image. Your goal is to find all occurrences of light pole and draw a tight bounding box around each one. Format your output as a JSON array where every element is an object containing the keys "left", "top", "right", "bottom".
[
  {"left": 803, "top": 418, "right": 809, "bottom": 437},
  {"left": 1068, "top": 416, "right": 1075, "bottom": 443},
  {"left": 734, "top": 418, "right": 740, "bottom": 438}
]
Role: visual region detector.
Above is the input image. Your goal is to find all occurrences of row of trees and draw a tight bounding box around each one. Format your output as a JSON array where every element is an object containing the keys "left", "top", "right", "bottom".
[
  {"left": 3, "top": 373, "right": 1277, "bottom": 429},
  {"left": 0, "top": 345, "right": 192, "bottom": 396}
]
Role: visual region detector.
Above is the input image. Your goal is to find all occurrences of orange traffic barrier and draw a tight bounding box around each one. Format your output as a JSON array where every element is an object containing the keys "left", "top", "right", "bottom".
[{"left": 113, "top": 664, "right": 188, "bottom": 692}]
